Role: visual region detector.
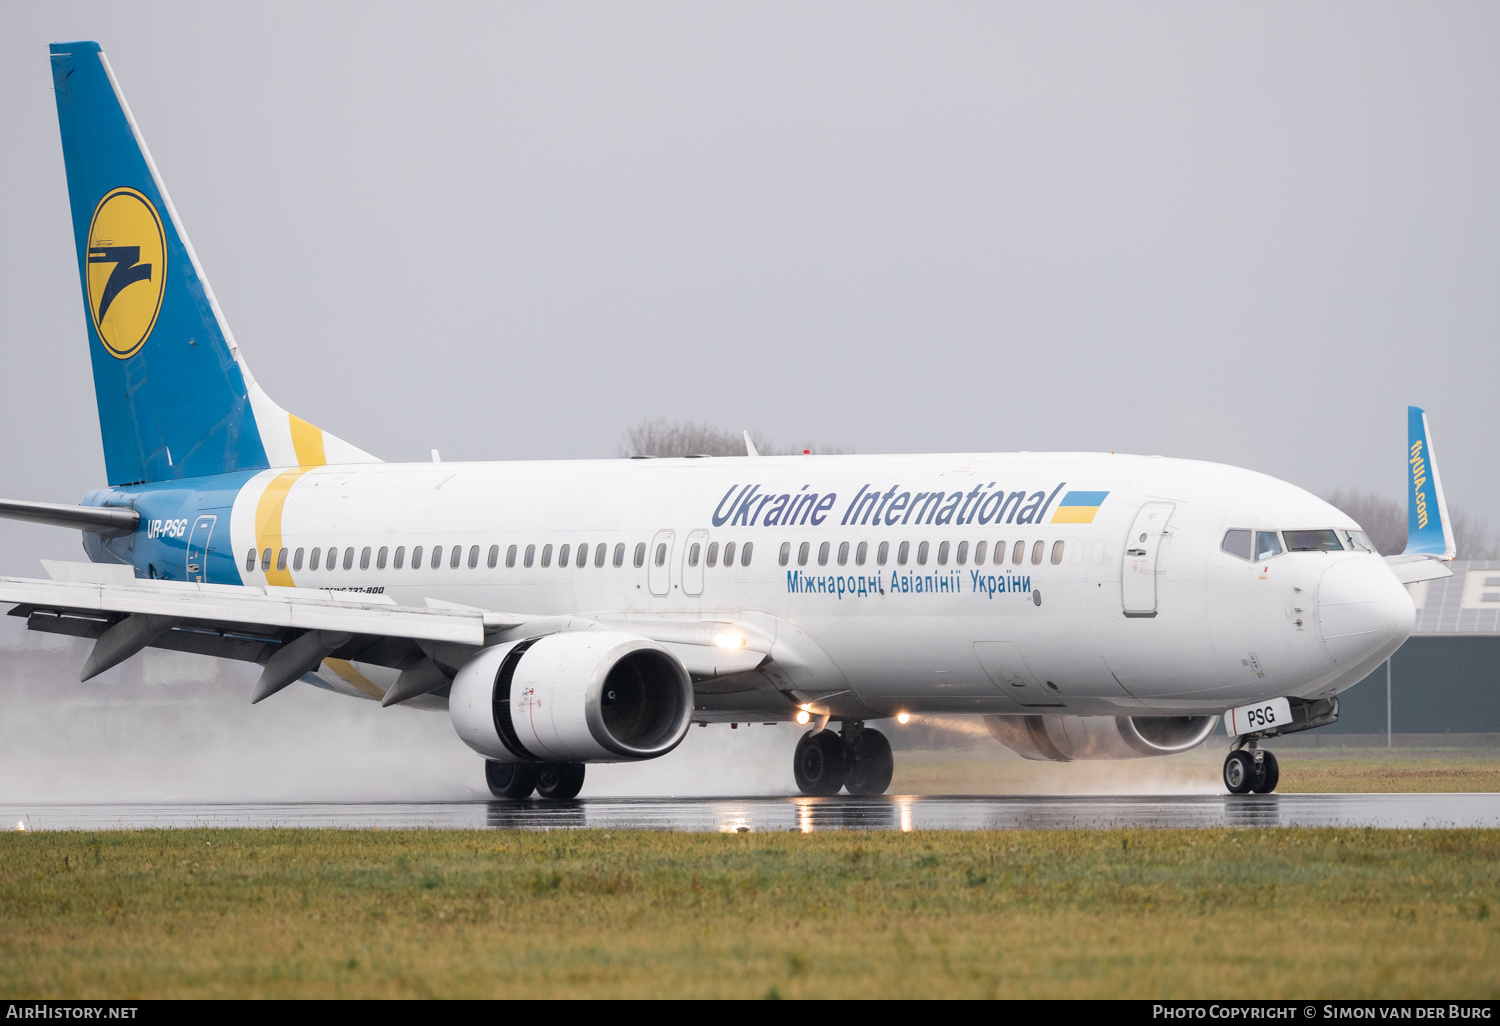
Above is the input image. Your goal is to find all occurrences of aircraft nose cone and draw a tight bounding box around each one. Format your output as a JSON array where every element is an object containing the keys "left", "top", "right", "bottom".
[{"left": 1316, "top": 558, "right": 1415, "bottom": 668}]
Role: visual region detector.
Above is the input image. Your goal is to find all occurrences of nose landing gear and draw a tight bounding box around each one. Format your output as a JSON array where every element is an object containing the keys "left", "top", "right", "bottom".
[
  {"left": 793, "top": 720, "right": 895, "bottom": 796},
  {"left": 1223, "top": 743, "right": 1280, "bottom": 794}
]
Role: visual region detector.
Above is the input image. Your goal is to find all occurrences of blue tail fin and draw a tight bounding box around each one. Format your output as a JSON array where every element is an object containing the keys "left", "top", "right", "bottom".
[
  {"left": 1404, "top": 405, "right": 1455, "bottom": 559},
  {"left": 50, "top": 41, "right": 376, "bottom": 485}
]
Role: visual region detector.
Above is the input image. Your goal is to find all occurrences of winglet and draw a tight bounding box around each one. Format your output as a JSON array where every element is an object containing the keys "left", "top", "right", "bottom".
[
  {"left": 1403, "top": 406, "right": 1456, "bottom": 560},
  {"left": 743, "top": 431, "right": 759, "bottom": 457}
]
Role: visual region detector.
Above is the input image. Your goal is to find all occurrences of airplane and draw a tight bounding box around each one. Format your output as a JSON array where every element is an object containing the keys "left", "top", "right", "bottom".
[{"left": 0, "top": 41, "right": 1455, "bottom": 801}]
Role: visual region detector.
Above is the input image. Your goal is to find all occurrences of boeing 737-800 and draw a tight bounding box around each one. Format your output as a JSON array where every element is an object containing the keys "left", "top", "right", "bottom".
[{"left": 0, "top": 42, "right": 1456, "bottom": 799}]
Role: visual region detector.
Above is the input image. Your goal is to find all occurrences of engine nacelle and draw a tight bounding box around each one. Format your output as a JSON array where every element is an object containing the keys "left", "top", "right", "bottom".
[
  {"left": 984, "top": 714, "right": 1218, "bottom": 762},
  {"left": 450, "top": 631, "right": 694, "bottom": 763}
]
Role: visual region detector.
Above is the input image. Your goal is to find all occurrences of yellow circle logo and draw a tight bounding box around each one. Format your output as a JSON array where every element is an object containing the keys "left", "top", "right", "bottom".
[{"left": 85, "top": 187, "right": 167, "bottom": 359}]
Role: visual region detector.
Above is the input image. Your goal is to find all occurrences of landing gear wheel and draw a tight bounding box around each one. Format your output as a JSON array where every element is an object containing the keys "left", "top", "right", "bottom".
[
  {"left": 535, "top": 763, "right": 586, "bottom": 801},
  {"left": 844, "top": 728, "right": 894, "bottom": 795},
  {"left": 793, "top": 730, "right": 847, "bottom": 796},
  {"left": 485, "top": 761, "right": 537, "bottom": 800},
  {"left": 1224, "top": 750, "right": 1257, "bottom": 794},
  {"left": 1252, "top": 751, "right": 1280, "bottom": 794}
]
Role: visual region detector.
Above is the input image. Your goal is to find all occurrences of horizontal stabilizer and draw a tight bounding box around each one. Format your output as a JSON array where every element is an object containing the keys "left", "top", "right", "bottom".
[{"left": 0, "top": 498, "right": 137, "bottom": 535}]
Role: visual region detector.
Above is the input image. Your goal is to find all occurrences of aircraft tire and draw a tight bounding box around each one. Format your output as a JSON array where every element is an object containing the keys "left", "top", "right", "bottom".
[
  {"left": 485, "top": 761, "right": 537, "bottom": 800},
  {"left": 1252, "top": 751, "right": 1280, "bottom": 794},
  {"left": 535, "top": 762, "right": 586, "bottom": 801},
  {"left": 844, "top": 728, "right": 894, "bottom": 796},
  {"left": 793, "top": 729, "right": 847, "bottom": 796},
  {"left": 1223, "top": 750, "right": 1257, "bottom": 794}
]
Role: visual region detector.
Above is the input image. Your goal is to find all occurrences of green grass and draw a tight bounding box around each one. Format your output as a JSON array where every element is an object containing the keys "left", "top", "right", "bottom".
[{"left": 2, "top": 827, "right": 1498, "bottom": 998}]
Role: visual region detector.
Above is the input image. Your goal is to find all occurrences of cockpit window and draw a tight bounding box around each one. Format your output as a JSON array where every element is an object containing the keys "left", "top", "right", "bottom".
[
  {"left": 1254, "top": 531, "right": 1283, "bottom": 560},
  {"left": 1283, "top": 529, "right": 1344, "bottom": 553},
  {"left": 1221, "top": 529, "right": 1252, "bottom": 560},
  {"left": 1343, "top": 530, "right": 1376, "bottom": 553}
]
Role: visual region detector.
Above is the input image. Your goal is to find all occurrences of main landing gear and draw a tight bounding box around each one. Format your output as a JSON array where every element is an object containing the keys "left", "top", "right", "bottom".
[
  {"left": 1223, "top": 742, "right": 1280, "bottom": 795},
  {"left": 485, "top": 761, "right": 586, "bottom": 801},
  {"left": 793, "top": 720, "right": 895, "bottom": 796}
]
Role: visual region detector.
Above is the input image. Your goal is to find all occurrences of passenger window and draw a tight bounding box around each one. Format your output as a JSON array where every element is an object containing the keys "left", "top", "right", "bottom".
[
  {"left": 507, "top": 544, "right": 517, "bottom": 568},
  {"left": 245, "top": 548, "right": 256, "bottom": 572},
  {"left": 994, "top": 542, "right": 1006, "bottom": 565},
  {"left": 898, "top": 541, "right": 910, "bottom": 565},
  {"left": 261, "top": 548, "right": 272, "bottom": 571},
  {"left": 558, "top": 543, "right": 571, "bottom": 567},
  {"left": 541, "top": 544, "right": 552, "bottom": 568},
  {"left": 1012, "top": 541, "right": 1024, "bottom": 565},
  {"left": 1221, "top": 530, "right": 1252, "bottom": 561},
  {"left": 469, "top": 545, "right": 480, "bottom": 569},
  {"left": 955, "top": 541, "right": 967, "bottom": 566},
  {"left": 838, "top": 541, "right": 849, "bottom": 566},
  {"left": 595, "top": 543, "right": 606, "bottom": 568},
  {"left": 577, "top": 544, "right": 588, "bottom": 568},
  {"left": 1283, "top": 529, "right": 1344, "bottom": 553},
  {"left": 1051, "top": 540, "right": 1064, "bottom": 565},
  {"left": 916, "top": 541, "right": 929, "bottom": 565},
  {"left": 633, "top": 542, "right": 646, "bottom": 568},
  {"left": 344, "top": 548, "right": 356, "bottom": 571},
  {"left": 974, "top": 540, "right": 986, "bottom": 565},
  {"left": 450, "top": 545, "right": 463, "bottom": 569},
  {"left": 689, "top": 543, "right": 701, "bottom": 567},
  {"left": 937, "top": 541, "right": 949, "bottom": 566},
  {"left": 877, "top": 541, "right": 889, "bottom": 566},
  {"left": 377, "top": 546, "right": 389, "bottom": 570},
  {"left": 798, "top": 542, "right": 810, "bottom": 567},
  {"left": 856, "top": 541, "right": 868, "bottom": 566},
  {"left": 431, "top": 545, "right": 443, "bottom": 569},
  {"left": 310, "top": 547, "right": 322, "bottom": 571},
  {"left": 655, "top": 543, "right": 667, "bottom": 567},
  {"left": 741, "top": 542, "right": 753, "bottom": 566},
  {"left": 1031, "top": 540, "right": 1044, "bottom": 565},
  {"left": 818, "top": 541, "right": 830, "bottom": 566},
  {"left": 276, "top": 548, "right": 288, "bottom": 572},
  {"left": 524, "top": 544, "right": 535, "bottom": 568},
  {"left": 394, "top": 546, "right": 405, "bottom": 570},
  {"left": 488, "top": 544, "right": 499, "bottom": 569},
  {"left": 1255, "top": 532, "right": 1283, "bottom": 560},
  {"left": 723, "top": 542, "right": 736, "bottom": 566},
  {"left": 293, "top": 548, "right": 305, "bottom": 571},
  {"left": 778, "top": 542, "right": 790, "bottom": 567},
  {"left": 708, "top": 541, "right": 720, "bottom": 567},
  {"left": 361, "top": 547, "right": 372, "bottom": 570}
]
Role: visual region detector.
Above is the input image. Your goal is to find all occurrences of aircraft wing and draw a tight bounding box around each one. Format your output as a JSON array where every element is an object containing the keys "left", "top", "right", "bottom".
[{"left": 0, "top": 563, "right": 768, "bottom": 706}]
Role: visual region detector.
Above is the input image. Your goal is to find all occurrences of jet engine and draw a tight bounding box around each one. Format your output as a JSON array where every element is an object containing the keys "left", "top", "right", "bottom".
[
  {"left": 984, "top": 714, "right": 1218, "bottom": 762},
  {"left": 450, "top": 631, "right": 694, "bottom": 763}
]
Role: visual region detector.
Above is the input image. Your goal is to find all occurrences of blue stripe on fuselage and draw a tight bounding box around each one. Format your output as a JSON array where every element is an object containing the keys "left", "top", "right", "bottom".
[{"left": 82, "top": 472, "right": 256, "bottom": 584}]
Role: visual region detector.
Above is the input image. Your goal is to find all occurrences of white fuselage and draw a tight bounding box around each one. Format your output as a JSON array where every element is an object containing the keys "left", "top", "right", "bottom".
[{"left": 224, "top": 451, "right": 1415, "bottom": 719}]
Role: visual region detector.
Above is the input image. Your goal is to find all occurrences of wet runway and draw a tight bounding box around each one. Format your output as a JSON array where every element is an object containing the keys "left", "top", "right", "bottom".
[{"left": 6, "top": 792, "right": 1500, "bottom": 832}]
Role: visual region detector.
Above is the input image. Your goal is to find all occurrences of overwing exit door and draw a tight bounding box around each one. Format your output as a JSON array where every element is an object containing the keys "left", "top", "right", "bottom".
[
  {"left": 185, "top": 514, "right": 216, "bottom": 583},
  {"left": 681, "top": 529, "right": 708, "bottom": 597},
  {"left": 1121, "top": 502, "right": 1175, "bottom": 617},
  {"left": 648, "top": 530, "right": 675, "bottom": 597}
]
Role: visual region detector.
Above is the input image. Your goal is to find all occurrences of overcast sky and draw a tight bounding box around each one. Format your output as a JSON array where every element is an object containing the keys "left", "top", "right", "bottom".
[{"left": 1, "top": 2, "right": 1497, "bottom": 575}]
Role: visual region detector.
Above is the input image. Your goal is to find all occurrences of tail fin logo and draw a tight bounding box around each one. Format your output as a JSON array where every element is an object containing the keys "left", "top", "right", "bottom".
[{"left": 85, "top": 187, "right": 166, "bottom": 359}]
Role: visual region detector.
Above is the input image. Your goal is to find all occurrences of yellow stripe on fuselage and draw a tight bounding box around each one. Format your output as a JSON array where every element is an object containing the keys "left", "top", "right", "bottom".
[
  {"left": 1051, "top": 506, "right": 1101, "bottom": 524},
  {"left": 254, "top": 468, "right": 311, "bottom": 587}
]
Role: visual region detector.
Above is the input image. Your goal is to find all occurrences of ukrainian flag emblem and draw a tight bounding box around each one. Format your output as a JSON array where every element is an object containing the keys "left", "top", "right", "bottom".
[{"left": 1051, "top": 491, "right": 1109, "bottom": 524}]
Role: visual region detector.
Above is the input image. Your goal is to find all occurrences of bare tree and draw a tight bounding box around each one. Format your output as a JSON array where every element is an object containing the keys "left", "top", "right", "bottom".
[
  {"left": 1323, "top": 488, "right": 1497, "bottom": 559},
  {"left": 619, "top": 418, "right": 848, "bottom": 458}
]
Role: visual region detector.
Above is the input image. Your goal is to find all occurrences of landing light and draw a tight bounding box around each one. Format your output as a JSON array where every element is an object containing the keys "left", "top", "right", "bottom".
[
  {"left": 897, "top": 712, "right": 911, "bottom": 725},
  {"left": 795, "top": 710, "right": 811, "bottom": 725},
  {"left": 713, "top": 633, "right": 747, "bottom": 650}
]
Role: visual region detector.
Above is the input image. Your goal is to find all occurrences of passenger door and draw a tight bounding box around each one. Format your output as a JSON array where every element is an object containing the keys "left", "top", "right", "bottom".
[
  {"left": 681, "top": 529, "right": 708, "bottom": 597},
  {"left": 648, "top": 529, "right": 675, "bottom": 597},
  {"left": 1121, "top": 502, "right": 1175, "bottom": 617},
  {"left": 185, "top": 514, "right": 216, "bottom": 583}
]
